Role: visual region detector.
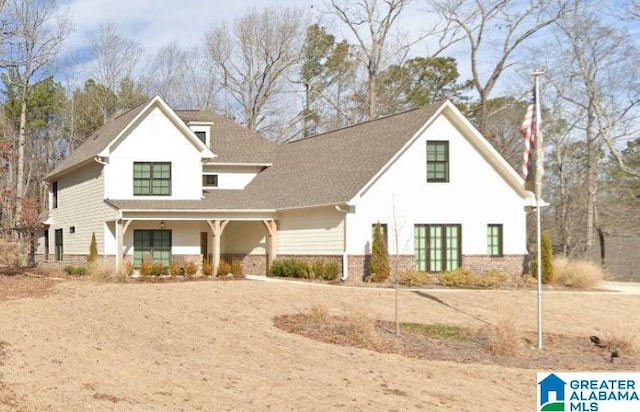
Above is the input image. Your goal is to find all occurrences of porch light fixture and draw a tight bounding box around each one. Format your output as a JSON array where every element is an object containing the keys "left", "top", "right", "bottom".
[{"left": 160, "top": 221, "right": 165, "bottom": 229}]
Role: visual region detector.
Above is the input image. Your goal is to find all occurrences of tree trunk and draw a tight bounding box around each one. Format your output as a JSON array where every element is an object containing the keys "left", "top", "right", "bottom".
[{"left": 15, "top": 88, "right": 28, "bottom": 267}]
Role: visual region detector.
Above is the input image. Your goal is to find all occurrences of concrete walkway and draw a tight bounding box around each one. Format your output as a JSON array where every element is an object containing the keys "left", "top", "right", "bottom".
[{"left": 602, "top": 281, "right": 640, "bottom": 295}]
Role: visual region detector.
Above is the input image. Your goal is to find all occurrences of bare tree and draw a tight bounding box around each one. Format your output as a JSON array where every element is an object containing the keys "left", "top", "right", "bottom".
[
  {"left": 540, "top": 1, "right": 640, "bottom": 251},
  {"left": 429, "top": 0, "right": 569, "bottom": 137},
  {"left": 3, "top": 0, "right": 70, "bottom": 265},
  {"left": 205, "top": 7, "right": 306, "bottom": 137},
  {"left": 144, "top": 43, "right": 219, "bottom": 110},
  {"left": 325, "top": 0, "right": 414, "bottom": 120}
]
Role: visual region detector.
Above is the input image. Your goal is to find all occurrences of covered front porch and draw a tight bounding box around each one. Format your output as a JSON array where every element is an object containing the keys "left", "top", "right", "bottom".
[{"left": 107, "top": 211, "right": 278, "bottom": 276}]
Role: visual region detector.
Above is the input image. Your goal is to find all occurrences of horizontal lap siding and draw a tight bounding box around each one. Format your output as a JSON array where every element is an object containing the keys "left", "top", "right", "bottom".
[
  {"left": 48, "top": 163, "right": 116, "bottom": 255},
  {"left": 277, "top": 207, "right": 344, "bottom": 255}
]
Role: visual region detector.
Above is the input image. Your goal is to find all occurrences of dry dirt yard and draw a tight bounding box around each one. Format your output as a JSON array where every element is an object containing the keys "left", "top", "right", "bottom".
[{"left": 0, "top": 274, "right": 639, "bottom": 411}]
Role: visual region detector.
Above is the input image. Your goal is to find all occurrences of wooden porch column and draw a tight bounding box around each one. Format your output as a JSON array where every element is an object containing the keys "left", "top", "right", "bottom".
[
  {"left": 115, "top": 219, "right": 132, "bottom": 274},
  {"left": 262, "top": 220, "right": 278, "bottom": 275},
  {"left": 206, "top": 220, "right": 229, "bottom": 276}
]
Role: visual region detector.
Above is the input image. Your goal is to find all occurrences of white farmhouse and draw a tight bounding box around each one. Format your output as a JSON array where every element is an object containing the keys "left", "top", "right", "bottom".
[{"left": 38, "top": 96, "right": 532, "bottom": 280}]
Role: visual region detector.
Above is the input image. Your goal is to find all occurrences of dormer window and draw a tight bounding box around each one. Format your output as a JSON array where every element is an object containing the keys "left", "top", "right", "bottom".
[
  {"left": 202, "top": 174, "right": 218, "bottom": 188},
  {"left": 194, "top": 131, "right": 206, "bottom": 144},
  {"left": 188, "top": 122, "right": 213, "bottom": 148}
]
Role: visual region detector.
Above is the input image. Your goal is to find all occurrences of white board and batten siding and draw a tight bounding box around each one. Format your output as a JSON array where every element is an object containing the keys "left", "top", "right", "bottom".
[
  {"left": 348, "top": 112, "right": 527, "bottom": 256},
  {"left": 45, "top": 162, "right": 117, "bottom": 255},
  {"left": 106, "top": 106, "right": 204, "bottom": 200},
  {"left": 277, "top": 207, "right": 345, "bottom": 255}
]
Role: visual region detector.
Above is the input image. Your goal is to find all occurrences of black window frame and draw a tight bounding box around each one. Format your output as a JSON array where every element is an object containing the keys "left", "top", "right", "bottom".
[
  {"left": 194, "top": 131, "right": 207, "bottom": 144},
  {"left": 54, "top": 228, "right": 63, "bottom": 261},
  {"left": 133, "top": 229, "right": 172, "bottom": 268},
  {"left": 487, "top": 224, "right": 504, "bottom": 257},
  {"left": 52, "top": 181, "right": 58, "bottom": 209},
  {"left": 414, "top": 224, "right": 461, "bottom": 272},
  {"left": 133, "top": 162, "right": 172, "bottom": 196},
  {"left": 202, "top": 174, "right": 219, "bottom": 187},
  {"left": 426, "top": 141, "right": 450, "bottom": 183}
]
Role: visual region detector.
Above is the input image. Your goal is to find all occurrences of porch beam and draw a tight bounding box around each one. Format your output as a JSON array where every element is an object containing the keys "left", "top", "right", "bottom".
[{"left": 115, "top": 219, "right": 131, "bottom": 274}]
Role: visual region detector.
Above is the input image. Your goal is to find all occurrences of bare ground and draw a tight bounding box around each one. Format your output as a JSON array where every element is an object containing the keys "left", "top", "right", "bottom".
[{"left": 0, "top": 273, "right": 639, "bottom": 411}]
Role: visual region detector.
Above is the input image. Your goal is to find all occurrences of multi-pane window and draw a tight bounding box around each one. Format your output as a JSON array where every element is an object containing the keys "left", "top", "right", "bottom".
[
  {"left": 202, "top": 174, "right": 219, "bottom": 187},
  {"left": 133, "top": 230, "right": 172, "bottom": 267},
  {"left": 133, "top": 162, "right": 171, "bottom": 196},
  {"left": 52, "top": 181, "right": 58, "bottom": 209},
  {"left": 487, "top": 224, "right": 503, "bottom": 257},
  {"left": 426, "top": 141, "right": 449, "bottom": 182},
  {"left": 414, "top": 224, "right": 461, "bottom": 272}
]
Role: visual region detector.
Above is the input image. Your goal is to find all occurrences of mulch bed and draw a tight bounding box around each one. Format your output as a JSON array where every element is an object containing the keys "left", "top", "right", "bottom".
[{"left": 274, "top": 313, "right": 639, "bottom": 371}]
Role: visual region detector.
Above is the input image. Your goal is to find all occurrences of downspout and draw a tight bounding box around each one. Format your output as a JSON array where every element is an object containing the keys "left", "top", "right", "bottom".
[{"left": 335, "top": 205, "right": 349, "bottom": 281}]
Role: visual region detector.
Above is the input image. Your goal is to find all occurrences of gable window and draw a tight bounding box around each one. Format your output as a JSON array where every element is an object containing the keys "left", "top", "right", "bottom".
[
  {"left": 487, "top": 224, "right": 503, "bottom": 257},
  {"left": 52, "top": 181, "right": 58, "bottom": 209},
  {"left": 414, "top": 224, "right": 461, "bottom": 272},
  {"left": 426, "top": 141, "right": 449, "bottom": 182},
  {"left": 133, "top": 162, "right": 171, "bottom": 196},
  {"left": 194, "top": 131, "right": 207, "bottom": 144},
  {"left": 133, "top": 230, "right": 172, "bottom": 268},
  {"left": 54, "top": 228, "right": 63, "bottom": 261},
  {"left": 202, "top": 174, "right": 219, "bottom": 187}
]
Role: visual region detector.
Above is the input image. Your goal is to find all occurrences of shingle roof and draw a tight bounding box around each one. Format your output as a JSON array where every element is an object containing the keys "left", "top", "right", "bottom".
[
  {"left": 106, "top": 102, "right": 444, "bottom": 212},
  {"left": 45, "top": 99, "right": 152, "bottom": 180},
  {"left": 175, "top": 110, "right": 277, "bottom": 164}
]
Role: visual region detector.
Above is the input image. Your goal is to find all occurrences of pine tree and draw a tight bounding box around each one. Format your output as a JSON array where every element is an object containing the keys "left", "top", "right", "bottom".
[
  {"left": 88, "top": 232, "right": 98, "bottom": 264},
  {"left": 531, "top": 232, "right": 554, "bottom": 284},
  {"left": 369, "top": 223, "right": 390, "bottom": 282}
]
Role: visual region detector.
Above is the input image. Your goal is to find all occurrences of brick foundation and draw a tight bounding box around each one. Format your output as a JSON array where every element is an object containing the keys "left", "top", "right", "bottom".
[{"left": 462, "top": 255, "right": 525, "bottom": 277}]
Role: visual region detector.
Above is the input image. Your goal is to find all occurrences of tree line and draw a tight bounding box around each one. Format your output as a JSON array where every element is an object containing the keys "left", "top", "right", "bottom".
[{"left": 0, "top": 0, "right": 638, "bottom": 266}]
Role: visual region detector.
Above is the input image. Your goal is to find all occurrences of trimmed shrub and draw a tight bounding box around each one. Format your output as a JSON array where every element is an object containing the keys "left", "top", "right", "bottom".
[
  {"left": 552, "top": 257, "right": 606, "bottom": 289},
  {"left": 230, "top": 260, "right": 244, "bottom": 279},
  {"left": 169, "top": 262, "right": 182, "bottom": 277},
  {"left": 269, "top": 258, "right": 302, "bottom": 278},
  {"left": 216, "top": 259, "right": 232, "bottom": 277},
  {"left": 139, "top": 261, "right": 153, "bottom": 276},
  {"left": 475, "top": 269, "right": 510, "bottom": 288},
  {"left": 87, "top": 232, "right": 98, "bottom": 264},
  {"left": 63, "top": 265, "right": 75, "bottom": 275},
  {"left": 398, "top": 270, "right": 431, "bottom": 287},
  {"left": 202, "top": 263, "right": 213, "bottom": 276},
  {"left": 369, "top": 223, "right": 390, "bottom": 282},
  {"left": 185, "top": 261, "right": 198, "bottom": 277},
  {"left": 150, "top": 262, "right": 165, "bottom": 277},
  {"left": 311, "top": 260, "right": 340, "bottom": 281},
  {"left": 269, "top": 258, "right": 339, "bottom": 280},
  {"left": 73, "top": 266, "right": 87, "bottom": 276},
  {"left": 531, "top": 232, "right": 554, "bottom": 284},
  {"left": 437, "top": 268, "right": 475, "bottom": 287}
]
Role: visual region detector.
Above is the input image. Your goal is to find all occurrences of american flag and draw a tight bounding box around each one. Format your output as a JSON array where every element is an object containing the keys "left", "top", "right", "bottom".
[{"left": 519, "top": 88, "right": 542, "bottom": 198}]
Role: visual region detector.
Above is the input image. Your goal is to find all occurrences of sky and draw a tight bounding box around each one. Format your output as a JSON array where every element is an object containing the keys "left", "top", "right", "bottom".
[{"left": 60, "top": 0, "right": 315, "bottom": 59}]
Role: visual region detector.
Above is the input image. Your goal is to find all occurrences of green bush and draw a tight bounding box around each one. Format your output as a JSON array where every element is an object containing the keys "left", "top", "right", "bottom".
[
  {"left": 202, "top": 263, "right": 213, "bottom": 276},
  {"left": 269, "top": 258, "right": 339, "bottom": 280},
  {"left": 269, "top": 258, "right": 304, "bottom": 278},
  {"left": 63, "top": 265, "right": 75, "bottom": 275},
  {"left": 87, "top": 232, "right": 98, "bottom": 264},
  {"left": 73, "top": 266, "right": 87, "bottom": 276},
  {"left": 398, "top": 270, "right": 431, "bottom": 287},
  {"left": 531, "top": 232, "right": 554, "bottom": 284},
  {"left": 311, "top": 260, "right": 340, "bottom": 281},
  {"left": 369, "top": 223, "right": 390, "bottom": 282}
]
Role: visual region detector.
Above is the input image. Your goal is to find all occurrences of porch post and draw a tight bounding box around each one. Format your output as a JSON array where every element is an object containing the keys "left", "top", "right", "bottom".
[
  {"left": 206, "top": 220, "right": 229, "bottom": 276},
  {"left": 262, "top": 220, "right": 278, "bottom": 275},
  {"left": 115, "top": 219, "right": 132, "bottom": 274}
]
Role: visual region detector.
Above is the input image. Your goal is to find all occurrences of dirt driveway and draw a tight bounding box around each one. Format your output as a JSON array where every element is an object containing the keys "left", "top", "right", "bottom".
[{"left": 0, "top": 278, "right": 638, "bottom": 411}]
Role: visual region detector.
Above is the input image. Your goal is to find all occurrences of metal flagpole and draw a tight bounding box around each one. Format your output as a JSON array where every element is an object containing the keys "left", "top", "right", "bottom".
[{"left": 533, "top": 70, "right": 544, "bottom": 350}]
